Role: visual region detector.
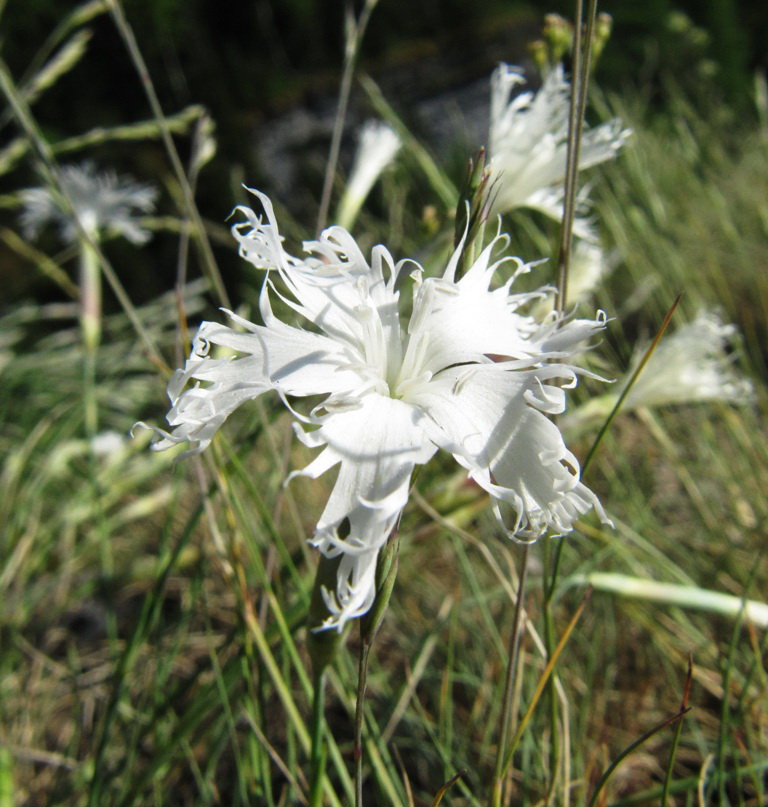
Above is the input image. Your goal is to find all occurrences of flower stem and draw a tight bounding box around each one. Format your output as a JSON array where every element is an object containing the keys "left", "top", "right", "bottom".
[
  {"left": 556, "top": 0, "right": 598, "bottom": 311},
  {"left": 662, "top": 655, "right": 693, "bottom": 805},
  {"left": 489, "top": 543, "right": 530, "bottom": 807},
  {"left": 542, "top": 538, "right": 562, "bottom": 800},
  {"left": 106, "top": 0, "right": 230, "bottom": 309},
  {"left": 80, "top": 238, "right": 101, "bottom": 439},
  {"left": 354, "top": 635, "right": 373, "bottom": 807},
  {"left": 316, "top": 0, "right": 380, "bottom": 237},
  {"left": 582, "top": 293, "right": 682, "bottom": 475},
  {"left": 0, "top": 55, "right": 162, "bottom": 362},
  {"left": 309, "top": 670, "right": 328, "bottom": 807}
]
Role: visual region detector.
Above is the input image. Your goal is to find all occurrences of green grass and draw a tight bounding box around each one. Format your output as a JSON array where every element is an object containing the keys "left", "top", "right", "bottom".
[{"left": 1, "top": 5, "right": 767, "bottom": 806}]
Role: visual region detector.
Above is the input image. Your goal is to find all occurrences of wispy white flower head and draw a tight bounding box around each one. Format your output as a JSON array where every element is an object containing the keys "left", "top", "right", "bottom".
[
  {"left": 561, "top": 311, "right": 753, "bottom": 439},
  {"left": 90, "top": 430, "right": 128, "bottom": 459},
  {"left": 336, "top": 120, "right": 402, "bottom": 230},
  {"left": 20, "top": 161, "right": 157, "bottom": 245},
  {"left": 535, "top": 240, "right": 613, "bottom": 319},
  {"left": 488, "top": 64, "right": 630, "bottom": 237},
  {"left": 625, "top": 310, "right": 754, "bottom": 409},
  {"left": 137, "top": 189, "right": 610, "bottom": 631},
  {"left": 568, "top": 240, "right": 614, "bottom": 304}
]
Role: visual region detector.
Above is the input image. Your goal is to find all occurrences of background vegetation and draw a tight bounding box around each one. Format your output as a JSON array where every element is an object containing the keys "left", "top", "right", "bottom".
[{"left": 0, "top": 1, "right": 766, "bottom": 805}]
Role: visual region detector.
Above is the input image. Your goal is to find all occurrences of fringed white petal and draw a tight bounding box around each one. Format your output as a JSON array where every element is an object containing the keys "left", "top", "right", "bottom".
[
  {"left": 488, "top": 63, "right": 630, "bottom": 223},
  {"left": 625, "top": 310, "right": 754, "bottom": 408},
  {"left": 141, "top": 311, "right": 362, "bottom": 456},
  {"left": 143, "top": 188, "right": 613, "bottom": 628},
  {"left": 290, "top": 394, "right": 436, "bottom": 631},
  {"left": 411, "top": 364, "right": 610, "bottom": 540}
]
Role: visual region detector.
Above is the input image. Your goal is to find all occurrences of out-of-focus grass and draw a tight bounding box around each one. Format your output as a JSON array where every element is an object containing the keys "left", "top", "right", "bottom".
[{"left": 1, "top": 16, "right": 767, "bottom": 807}]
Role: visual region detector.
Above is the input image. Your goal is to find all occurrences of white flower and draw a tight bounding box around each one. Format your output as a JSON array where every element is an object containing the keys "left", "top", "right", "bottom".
[
  {"left": 567, "top": 240, "right": 614, "bottom": 304},
  {"left": 488, "top": 64, "right": 630, "bottom": 237},
  {"left": 336, "top": 120, "right": 402, "bottom": 230},
  {"left": 90, "top": 430, "right": 128, "bottom": 459},
  {"left": 20, "top": 161, "right": 157, "bottom": 245},
  {"left": 137, "top": 189, "right": 610, "bottom": 631},
  {"left": 534, "top": 240, "right": 614, "bottom": 319},
  {"left": 624, "top": 311, "right": 754, "bottom": 409},
  {"left": 561, "top": 311, "right": 753, "bottom": 438}
]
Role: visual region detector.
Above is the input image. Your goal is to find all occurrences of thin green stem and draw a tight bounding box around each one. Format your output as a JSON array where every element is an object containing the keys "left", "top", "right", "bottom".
[
  {"left": 106, "top": 0, "right": 230, "bottom": 309},
  {"left": 717, "top": 592, "right": 751, "bottom": 802},
  {"left": 541, "top": 539, "right": 561, "bottom": 798},
  {"left": 316, "top": 0, "right": 379, "bottom": 237},
  {"left": 588, "top": 707, "right": 690, "bottom": 807},
  {"left": 79, "top": 238, "right": 100, "bottom": 439},
  {"left": 556, "top": 0, "right": 598, "bottom": 312},
  {"left": 309, "top": 671, "right": 328, "bottom": 807},
  {"left": 0, "top": 55, "right": 162, "bottom": 363},
  {"left": 354, "top": 637, "right": 373, "bottom": 807},
  {"left": 502, "top": 589, "right": 591, "bottom": 775},
  {"left": 489, "top": 543, "right": 530, "bottom": 807},
  {"left": 662, "top": 656, "right": 693, "bottom": 806},
  {"left": 582, "top": 293, "right": 682, "bottom": 475},
  {"left": 545, "top": 21, "right": 601, "bottom": 779}
]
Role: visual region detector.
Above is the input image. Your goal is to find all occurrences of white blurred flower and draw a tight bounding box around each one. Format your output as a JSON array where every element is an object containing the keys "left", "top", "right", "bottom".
[
  {"left": 137, "top": 189, "right": 610, "bottom": 631},
  {"left": 336, "top": 120, "right": 402, "bottom": 230},
  {"left": 562, "top": 311, "right": 753, "bottom": 437},
  {"left": 568, "top": 240, "right": 614, "bottom": 304},
  {"left": 90, "top": 430, "right": 127, "bottom": 459},
  {"left": 535, "top": 240, "right": 614, "bottom": 319},
  {"left": 20, "top": 161, "right": 157, "bottom": 245},
  {"left": 625, "top": 311, "right": 754, "bottom": 409},
  {"left": 488, "top": 64, "right": 630, "bottom": 237}
]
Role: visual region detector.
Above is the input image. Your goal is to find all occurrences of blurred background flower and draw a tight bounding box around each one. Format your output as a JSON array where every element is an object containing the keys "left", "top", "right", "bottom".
[{"left": 20, "top": 161, "right": 157, "bottom": 245}]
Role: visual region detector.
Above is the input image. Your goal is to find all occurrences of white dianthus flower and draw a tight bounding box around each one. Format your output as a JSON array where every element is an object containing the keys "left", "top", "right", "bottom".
[
  {"left": 625, "top": 311, "right": 754, "bottom": 409},
  {"left": 20, "top": 161, "right": 157, "bottom": 245},
  {"left": 561, "top": 311, "right": 754, "bottom": 437},
  {"left": 336, "top": 120, "right": 402, "bottom": 230},
  {"left": 137, "top": 189, "right": 611, "bottom": 631},
  {"left": 488, "top": 64, "right": 630, "bottom": 238}
]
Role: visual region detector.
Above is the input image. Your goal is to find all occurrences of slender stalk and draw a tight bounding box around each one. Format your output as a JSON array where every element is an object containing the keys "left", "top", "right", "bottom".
[
  {"left": 75, "top": 228, "right": 116, "bottom": 581},
  {"left": 105, "top": 0, "right": 230, "bottom": 309},
  {"left": 489, "top": 543, "right": 530, "bottom": 807},
  {"left": 309, "top": 671, "right": 328, "bottom": 807},
  {"left": 354, "top": 637, "right": 373, "bottom": 807},
  {"left": 717, "top": 595, "right": 749, "bottom": 802},
  {"left": 502, "top": 588, "right": 591, "bottom": 774},
  {"left": 556, "top": 0, "right": 599, "bottom": 310},
  {"left": 316, "top": 0, "right": 379, "bottom": 236},
  {"left": 543, "top": 3, "right": 600, "bottom": 800},
  {"left": 541, "top": 538, "right": 561, "bottom": 799},
  {"left": 662, "top": 655, "right": 693, "bottom": 805},
  {"left": 0, "top": 55, "right": 162, "bottom": 363},
  {"left": 588, "top": 707, "right": 691, "bottom": 807},
  {"left": 79, "top": 237, "right": 100, "bottom": 439},
  {"left": 582, "top": 293, "right": 682, "bottom": 474}
]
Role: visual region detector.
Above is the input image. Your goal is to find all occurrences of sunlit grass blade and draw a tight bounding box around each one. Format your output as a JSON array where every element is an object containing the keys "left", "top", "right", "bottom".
[
  {"left": 587, "top": 705, "right": 691, "bottom": 807},
  {"left": 662, "top": 654, "right": 693, "bottom": 805},
  {"left": 431, "top": 769, "right": 466, "bottom": 806},
  {"left": 105, "top": 0, "right": 230, "bottom": 310},
  {"left": 568, "top": 572, "right": 768, "bottom": 627},
  {"left": 582, "top": 291, "right": 682, "bottom": 475},
  {"left": 501, "top": 587, "right": 592, "bottom": 778}
]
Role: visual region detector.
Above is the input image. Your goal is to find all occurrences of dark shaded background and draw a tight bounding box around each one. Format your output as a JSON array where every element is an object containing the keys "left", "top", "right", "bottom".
[{"left": 2, "top": 0, "right": 766, "bottom": 307}]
